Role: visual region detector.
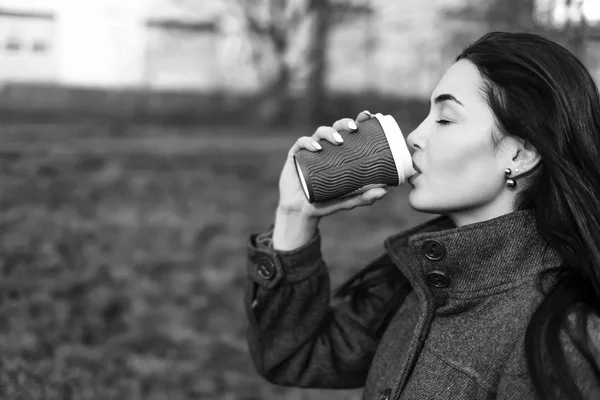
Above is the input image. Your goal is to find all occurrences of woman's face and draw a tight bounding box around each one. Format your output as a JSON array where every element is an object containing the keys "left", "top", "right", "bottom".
[{"left": 407, "top": 59, "right": 513, "bottom": 220}]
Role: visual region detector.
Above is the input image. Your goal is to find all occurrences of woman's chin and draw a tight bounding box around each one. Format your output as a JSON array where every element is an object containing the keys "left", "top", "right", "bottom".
[
  {"left": 408, "top": 191, "right": 423, "bottom": 211},
  {"left": 408, "top": 191, "right": 440, "bottom": 214}
]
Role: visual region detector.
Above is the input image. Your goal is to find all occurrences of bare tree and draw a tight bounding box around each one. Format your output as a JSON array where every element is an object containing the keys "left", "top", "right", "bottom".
[{"left": 220, "top": 0, "right": 373, "bottom": 126}]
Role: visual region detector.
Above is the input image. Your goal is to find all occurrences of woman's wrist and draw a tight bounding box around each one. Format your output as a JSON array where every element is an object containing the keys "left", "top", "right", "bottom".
[{"left": 272, "top": 207, "right": 320, "bottom": 251}]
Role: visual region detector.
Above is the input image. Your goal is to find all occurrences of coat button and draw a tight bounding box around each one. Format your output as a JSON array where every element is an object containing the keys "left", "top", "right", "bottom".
[
  {"left": 257, "top": 258, "right": 275, "bottom": 280},
  {"left": 426, "top": 270, "right": 450, "bottom": 288},
  {"left": 421, "top": 240, "right": 446, "bottom": 261},
  {"left": 377, "top": 388, "right": 392, "bottom": 400}
]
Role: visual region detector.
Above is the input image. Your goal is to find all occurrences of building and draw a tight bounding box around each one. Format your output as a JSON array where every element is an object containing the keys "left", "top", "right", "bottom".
[
  {"left": 0, "top": 2, "right": 58, "bottom": 83},
  {"left": 144, "top": 1, "right": 240, "bottom": 91},
  {"left": 0, "top": 0, "right": 146, "bottom": 86}
]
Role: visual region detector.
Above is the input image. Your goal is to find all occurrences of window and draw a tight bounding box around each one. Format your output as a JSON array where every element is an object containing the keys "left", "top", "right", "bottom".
[
  {"left": 32, "top": 41, "right": 48, "bottom": 53},
  {"left": 5, "top": 38, "right": 20, "bottom": 51}
]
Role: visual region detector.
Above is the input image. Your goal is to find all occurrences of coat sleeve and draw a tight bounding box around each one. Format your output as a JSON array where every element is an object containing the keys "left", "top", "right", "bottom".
[{"left": 244, "top": 223, "right": 411, "bottom": 389}]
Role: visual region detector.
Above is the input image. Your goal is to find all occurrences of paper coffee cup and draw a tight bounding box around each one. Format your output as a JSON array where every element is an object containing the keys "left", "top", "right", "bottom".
[{"left": 293, "top": 113, "right": 416, "bottom": 203}]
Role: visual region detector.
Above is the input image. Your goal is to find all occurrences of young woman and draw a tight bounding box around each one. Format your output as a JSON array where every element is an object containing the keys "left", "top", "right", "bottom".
[{"left": 244, "top": 32, "right": 600, "bottom": 399}]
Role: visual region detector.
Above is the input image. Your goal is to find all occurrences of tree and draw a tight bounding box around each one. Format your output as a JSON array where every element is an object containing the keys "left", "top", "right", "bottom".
[{"left": 220, "top": 0, "right": 373, "bottom": 126}]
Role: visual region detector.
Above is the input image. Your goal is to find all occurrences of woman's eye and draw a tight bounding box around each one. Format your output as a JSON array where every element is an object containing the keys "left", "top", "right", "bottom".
[{"left": 436, "top": 119, "right": 452, "bottom": 125}]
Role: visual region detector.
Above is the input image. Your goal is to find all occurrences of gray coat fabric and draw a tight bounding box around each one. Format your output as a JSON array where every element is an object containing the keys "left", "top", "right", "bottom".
[{"left": 244, "top": 209, "right": 600, "bottom": 399}]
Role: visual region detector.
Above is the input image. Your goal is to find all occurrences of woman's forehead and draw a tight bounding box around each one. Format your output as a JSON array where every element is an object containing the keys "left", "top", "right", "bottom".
[{"left": 431, "top": 60, "right": 486, "bottom": 107}]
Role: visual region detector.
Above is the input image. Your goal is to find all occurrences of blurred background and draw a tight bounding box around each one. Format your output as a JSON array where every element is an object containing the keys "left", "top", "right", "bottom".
[{"left": 0, "top": 0, "right": 597, "bottom": 399}]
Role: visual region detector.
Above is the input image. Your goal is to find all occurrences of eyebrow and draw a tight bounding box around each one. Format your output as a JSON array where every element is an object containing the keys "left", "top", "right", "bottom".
[{"left": 431, "top": 93, "right": 464, "bottom": 107}]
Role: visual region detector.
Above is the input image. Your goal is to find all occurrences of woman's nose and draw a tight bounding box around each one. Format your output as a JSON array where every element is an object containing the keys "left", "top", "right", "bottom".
[
  {"left": 408, "top": 143, "right": 417, "bottom": 156},
  {"left": 406, "top": 119, "right": 427, "bottom": 153},
  {"left": 406, "top": 131, "right": 419, "bottom": 154}
]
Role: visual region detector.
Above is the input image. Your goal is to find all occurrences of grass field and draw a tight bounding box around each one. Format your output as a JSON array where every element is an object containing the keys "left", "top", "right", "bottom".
[{"left": 0, "top": 121, "right": 431, "bottom": 400}]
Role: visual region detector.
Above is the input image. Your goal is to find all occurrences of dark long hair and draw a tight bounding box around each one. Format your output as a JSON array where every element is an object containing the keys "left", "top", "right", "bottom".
[{"left": 335, "top": 31, "right": 600, "bottom": 399}]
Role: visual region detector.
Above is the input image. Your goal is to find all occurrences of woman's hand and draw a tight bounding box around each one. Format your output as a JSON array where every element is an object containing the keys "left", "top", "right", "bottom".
[{"left": 277, "top": 111, "right": 389, "bottom": 219}]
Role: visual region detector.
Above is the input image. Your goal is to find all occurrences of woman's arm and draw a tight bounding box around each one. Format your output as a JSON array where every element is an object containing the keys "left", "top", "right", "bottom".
[{"left": 244, "top": 218, "right": 410, "bottom": 389}]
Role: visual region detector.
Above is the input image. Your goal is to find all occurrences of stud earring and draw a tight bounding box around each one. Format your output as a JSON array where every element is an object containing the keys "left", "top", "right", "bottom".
[{"left": 504, "top": 168, "right": 517, "bottom": 189}]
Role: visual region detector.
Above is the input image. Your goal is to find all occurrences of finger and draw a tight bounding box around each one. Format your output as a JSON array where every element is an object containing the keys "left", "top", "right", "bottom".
[
  {"left": 338, "top": 188, "right": 388, "bottom": 210},
  {"left": 361, "top": 187, "right": 388, "bottom": 201},
  {"left": 312, "top": 126, "right": 344, "bottom": 145},
  {"left": 314, "top": 188, "right": 388, "bottom": 214},
  {"left": 332, "top": 118, "right": 358, "bottom": 133},
  {"left": 288, "top": 136, "right": 323, "bottom": 155},
  {"left": 356, "top": 110, "right": 374, "bottom": 124}
]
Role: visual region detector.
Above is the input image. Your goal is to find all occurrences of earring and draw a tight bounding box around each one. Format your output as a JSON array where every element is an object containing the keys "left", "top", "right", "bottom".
[{"left": 504, "top": 168, "right": 517, "bottom": 189}]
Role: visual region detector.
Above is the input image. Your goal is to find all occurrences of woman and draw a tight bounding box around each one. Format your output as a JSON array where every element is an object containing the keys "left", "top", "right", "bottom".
[{"left": 244, "top": 32, "right": 600, "bottom": 399}]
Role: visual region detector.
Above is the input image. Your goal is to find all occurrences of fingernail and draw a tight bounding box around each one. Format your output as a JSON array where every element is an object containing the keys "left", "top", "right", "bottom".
[
  {"left": 347, "top": 120, "right": 357, "bottom": 130},
  {"left": 313, "top": 141, "right": 322, "bottom": 150},
  {"left": 333, "top": 132, "right": 344, "bottom": 143}
]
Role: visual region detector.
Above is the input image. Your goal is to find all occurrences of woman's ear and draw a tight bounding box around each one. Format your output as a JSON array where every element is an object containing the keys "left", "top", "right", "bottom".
[
  {"left": 510, "top": 139, "right": 541, "bottom": 175},
  {"left": 500, "top": 135, "right": 541, "bottom": 175}
]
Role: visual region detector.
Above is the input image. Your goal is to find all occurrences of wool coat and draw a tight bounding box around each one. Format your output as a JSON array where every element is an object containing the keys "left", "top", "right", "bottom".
[{"left": 244, "top": 209, "right": 600, "bottom": 399}]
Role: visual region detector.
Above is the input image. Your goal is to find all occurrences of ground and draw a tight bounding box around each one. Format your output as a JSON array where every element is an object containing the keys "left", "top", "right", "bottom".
[{"left": 0, "top": 121, "right": 430, "bottom": 400}]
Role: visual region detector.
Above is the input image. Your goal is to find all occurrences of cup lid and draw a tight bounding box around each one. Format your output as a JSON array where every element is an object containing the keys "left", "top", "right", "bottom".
[{"left": 373, "top": 113, "right": 416, "bottom": 182}]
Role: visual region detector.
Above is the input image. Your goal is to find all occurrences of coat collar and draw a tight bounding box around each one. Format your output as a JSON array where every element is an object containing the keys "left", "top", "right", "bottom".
[{"left": 384, "top": 209, "right": 563, "bottom": 304}]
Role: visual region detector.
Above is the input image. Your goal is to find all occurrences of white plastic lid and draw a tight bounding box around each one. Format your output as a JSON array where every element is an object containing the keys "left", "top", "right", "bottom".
[{"left": 373, "top": 113, "right": 416, "bottom": 182}]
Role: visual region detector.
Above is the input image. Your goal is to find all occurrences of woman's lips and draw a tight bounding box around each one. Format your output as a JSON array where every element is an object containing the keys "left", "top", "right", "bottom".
[{"left": 408, "top": 172, "right": 421, "bottom": 183}]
